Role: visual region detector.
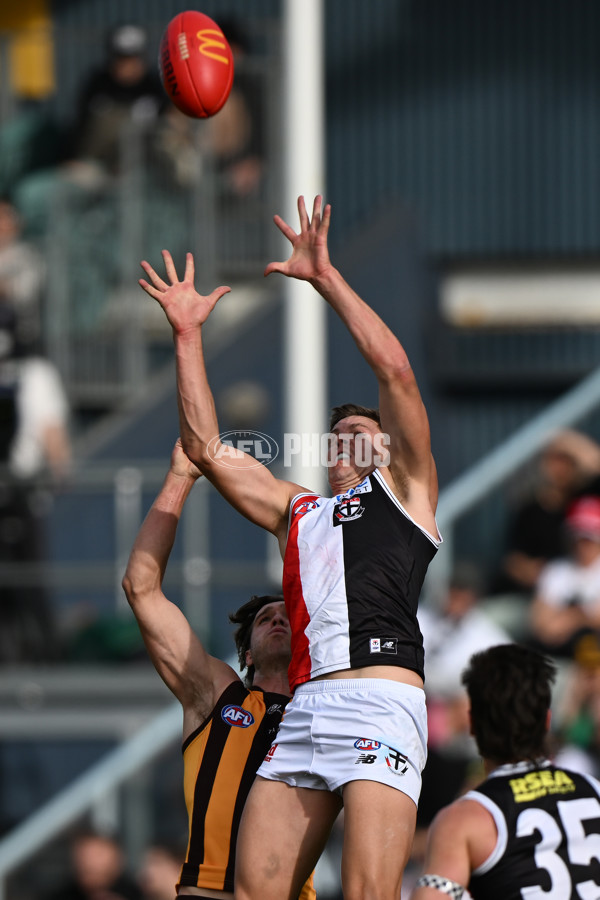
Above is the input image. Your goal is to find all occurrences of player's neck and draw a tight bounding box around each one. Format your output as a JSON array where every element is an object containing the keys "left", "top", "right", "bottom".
[
  {"left": 253, "top": 669, "right": 291, "bottom": 697},
  {"left": 328, "top": 467, "right": 374, "bottom": 495},
  {"left": 483, "top": 758, "right": 499, "bottom": 776}
]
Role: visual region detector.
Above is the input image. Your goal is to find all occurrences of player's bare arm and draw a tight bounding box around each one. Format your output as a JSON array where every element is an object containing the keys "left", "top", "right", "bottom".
[
  {"left": 122, "top": 440, "right": 238, "bottom": 737},
  {"left": 139, "top": 251, "right": 303, "bottom": 542},
  {"left": 412, "top": 799, "right": 496, "bottom": 899},
  {"left": 266, "top": 195, "right": 438, "bottom": 529}
]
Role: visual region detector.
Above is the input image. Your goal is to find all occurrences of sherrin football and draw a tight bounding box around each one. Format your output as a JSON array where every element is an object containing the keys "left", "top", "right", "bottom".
[{"left": 159, "top": 11, "right": 234, "bottom": 118}]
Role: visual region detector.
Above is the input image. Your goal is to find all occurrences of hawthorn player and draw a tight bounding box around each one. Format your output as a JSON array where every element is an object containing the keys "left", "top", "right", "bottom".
[{"left": 122, "top": 440, "right": 314, "bottom": 899}]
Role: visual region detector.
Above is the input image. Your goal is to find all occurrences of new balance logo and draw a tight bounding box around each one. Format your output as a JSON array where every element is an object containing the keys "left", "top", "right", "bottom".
[
  {"left": 370, "top": 637, "right": 398, "bottom": 654},
  {"left": 356, "top": 754, "right": 378, "bottom": 765}
]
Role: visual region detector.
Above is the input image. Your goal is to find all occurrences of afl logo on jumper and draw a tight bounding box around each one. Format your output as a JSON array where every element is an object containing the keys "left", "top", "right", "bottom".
[
  {"left": 221, "top": 705, "right": 255, "bottom": 728},
  {"left": 333, "top": 497, "right": 365, "bottom": 525}
]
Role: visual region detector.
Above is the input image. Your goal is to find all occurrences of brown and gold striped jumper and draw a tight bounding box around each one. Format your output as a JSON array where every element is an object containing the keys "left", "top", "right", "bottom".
[{"left": 179, "top": 679, "right": 315, "bottom": 898}]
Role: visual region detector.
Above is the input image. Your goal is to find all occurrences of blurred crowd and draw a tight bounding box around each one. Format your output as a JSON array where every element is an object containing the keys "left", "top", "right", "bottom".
[
  {"left": 11, "top": 19, "right": 265, "bottom": 238},
  {"left": 0, "top": 16, "right": 267, "bottom": 666},
  {"left": 33, "top": 828, "right": 185, "bottom": 900}
]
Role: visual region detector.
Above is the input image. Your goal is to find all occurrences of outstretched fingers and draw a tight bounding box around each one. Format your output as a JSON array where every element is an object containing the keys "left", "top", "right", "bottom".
[
  {"left": 211, "top": 285, "right": 232, "bottom": 304},
  {"left": 139, "top": 259, "right": 168, "bottom": 290},
  {"left": 184, "top": 252, "right": 195, "bottom": 284},
  {"left": 138, "top": 250, "right": 194, "bottom": 299},
  {"left": 138, "top": 278, "right": 161, "bottom": 300},
  {"left": 309, "top": 194, "right": 323, "bottom": 230},
  {"left": 264, "top": 260, "right": 284, "bottom": 277},
  {"left": 272, "top": 214, "right": 297, "bottom": 243},
  {"left": 319, "top": 202, "right": 331, "bottom": 236},
  {"left": 297, "top": 195, "right": 310, "bottom": 231},
  {"left": 138, "top": 260, "right": 168, "bottom": 300},
  {"left": 162, "top": 249, "right": 180, "bottom": 284}
]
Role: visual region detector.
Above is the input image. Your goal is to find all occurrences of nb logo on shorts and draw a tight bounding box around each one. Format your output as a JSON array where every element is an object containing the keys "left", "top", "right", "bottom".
[{"left": 356, "top": 753, "right": 378, "bottom": 765}]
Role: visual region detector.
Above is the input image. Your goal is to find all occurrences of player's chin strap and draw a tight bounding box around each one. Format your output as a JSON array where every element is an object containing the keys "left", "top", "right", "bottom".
[{"left": 414, "top": 874, "right": 466, "bottom": 898}]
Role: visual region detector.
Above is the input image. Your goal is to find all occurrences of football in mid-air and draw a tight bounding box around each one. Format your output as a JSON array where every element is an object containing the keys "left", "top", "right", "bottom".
[{"left": 159, "top": 10, "right": 234, "bottom": 118}]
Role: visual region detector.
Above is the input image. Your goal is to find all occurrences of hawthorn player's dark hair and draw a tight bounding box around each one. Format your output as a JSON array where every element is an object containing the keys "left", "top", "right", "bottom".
[
  {"left": 229, "top": 594, "right": 284, "bottom": 687},
  {"left": 329, "top": 403, "right": 381, "bottom": 432},
  {"left": 462, "top": 644, "right": 556, "bottom": 765}
]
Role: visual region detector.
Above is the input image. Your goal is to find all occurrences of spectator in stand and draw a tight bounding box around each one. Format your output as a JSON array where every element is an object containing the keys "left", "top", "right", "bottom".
[
  {"left": 0, "top": 302, "right": 71, "bottom": 663},
  {"left": 419, "top": 562, "right": 512, "bottom": 700},
  {"left": 552, "top": 633, "right": 600, "bottom": 779},
  {"left": 43, "top": 829, "right": 142, "bottom": 900},
  {"left": 67, "top": 23, "right": 165, "bottom": 178},
  {"left": 137, "top": 843, "right": 185, "bottom": 900},
  {"left": 0, "top": 196, "right": 45, "bottom": 350},
  {"left": 210, "top": 17, "right": 265, "bottom": 200},
  {"left": 493, "top": 429, "right": 600, "bottom": 599},
  {"left": 529, "top": 495, "right": 600, "bottom": 659},
  {"left": 12, "top": 22, "right": 168, "bottom": 263},
  {"left": 410, "top": 563, "right": 507, "bottom": 884}
]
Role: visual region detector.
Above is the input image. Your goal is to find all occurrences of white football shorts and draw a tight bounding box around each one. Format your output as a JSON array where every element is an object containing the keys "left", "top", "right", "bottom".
[{"left": 256, "top": 678, "right": 428, "bottom": 806}]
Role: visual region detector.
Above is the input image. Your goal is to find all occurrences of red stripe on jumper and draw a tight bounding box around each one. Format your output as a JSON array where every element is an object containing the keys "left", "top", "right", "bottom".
[{"left": 283, "top": 496, "right": 318, "bottom": 691}]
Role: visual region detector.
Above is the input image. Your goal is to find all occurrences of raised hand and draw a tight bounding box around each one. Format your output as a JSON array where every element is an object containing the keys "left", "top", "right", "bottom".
[
  {"left": 139, "top": 250, "right": 231, "bottom": 334},
  {"left": 264, "top": 195, "right": 332, "bottom": 283},
  {"left": 170, "top": 438, "right": 202, "bottom": 481}
]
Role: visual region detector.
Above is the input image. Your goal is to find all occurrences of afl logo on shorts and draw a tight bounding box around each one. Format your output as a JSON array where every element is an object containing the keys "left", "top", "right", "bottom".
[
  {"left": 333, "top": 497, "right": 365, "bottom": 526},
  {"left": 354, "top": 738, "right": 381, "bottom": 751},
  {"left": 221, "top": 705, "right": 255, "bottom": 727}
]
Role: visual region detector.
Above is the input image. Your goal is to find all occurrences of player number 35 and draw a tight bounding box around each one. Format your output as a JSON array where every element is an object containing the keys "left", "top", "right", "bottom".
[{"left": 517, "top": 797, "right": 600, "bottom": 899}]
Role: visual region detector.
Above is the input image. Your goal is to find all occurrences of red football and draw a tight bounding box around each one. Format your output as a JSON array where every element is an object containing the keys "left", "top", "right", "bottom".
[{"left": 159, "top": 10, "right": 234, "bottom": 118}]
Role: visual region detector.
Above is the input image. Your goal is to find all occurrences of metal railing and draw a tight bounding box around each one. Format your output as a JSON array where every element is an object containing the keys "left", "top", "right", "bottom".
[
  {"left": 0, "top": 703, "right": 182, "bottom": 900},
  {"left": 0, "top": 462, "right": 211, "bottom": 624},
  {"left": 431, "top": 362, "right": 600, "bottom": 591},
  {"left": 42, "top": 120, "right": 277, "bottom": 411}
]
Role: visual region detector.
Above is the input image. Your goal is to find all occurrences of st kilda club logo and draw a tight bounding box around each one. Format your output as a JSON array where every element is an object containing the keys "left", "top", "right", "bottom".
[{"left": 333, "top": 496, "right": 365, "bottom": 526}]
